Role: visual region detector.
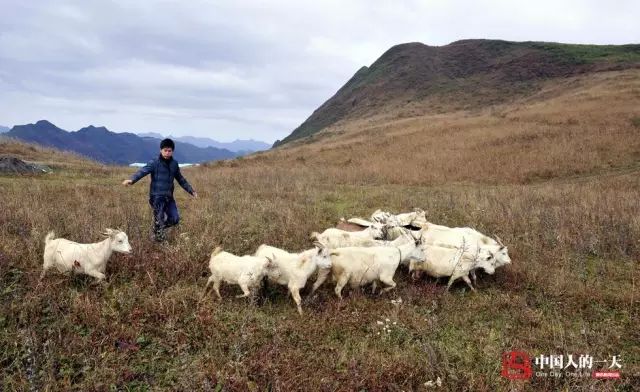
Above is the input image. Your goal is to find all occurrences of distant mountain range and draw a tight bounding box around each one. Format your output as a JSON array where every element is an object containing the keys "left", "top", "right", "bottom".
[
  {"left": 137, "top": 132, "right": 270, "bottom": 153},
  {"left": 5, "top": 120, "right": 237, "bottom": 164},
  {"left": 0, "top": 125, "right": 9, "bottom": 133}
]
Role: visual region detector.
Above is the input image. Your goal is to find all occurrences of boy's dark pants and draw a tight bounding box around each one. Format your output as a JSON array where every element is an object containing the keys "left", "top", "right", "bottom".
[{"left": 150, "top": 196, "right": 180, "bottom": 235}]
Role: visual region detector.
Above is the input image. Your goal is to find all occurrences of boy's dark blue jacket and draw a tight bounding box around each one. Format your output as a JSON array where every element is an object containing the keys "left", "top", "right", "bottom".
[{"left": 129, "top": 155, "right": 194, "bottom": 197}]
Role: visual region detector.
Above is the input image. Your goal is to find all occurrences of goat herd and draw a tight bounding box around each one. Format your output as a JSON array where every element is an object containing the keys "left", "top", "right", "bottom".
[{"left": 39, "top": 208, "right": 511, "bottom": 315}]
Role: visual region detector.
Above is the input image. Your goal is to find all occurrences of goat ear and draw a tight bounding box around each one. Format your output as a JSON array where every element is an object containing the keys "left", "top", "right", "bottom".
[
  {"left": 102, "top": 228, "right": 114, "bottom": 236},
  {"left": 495, "top": 236, "right": 504, "bottom": 247}
]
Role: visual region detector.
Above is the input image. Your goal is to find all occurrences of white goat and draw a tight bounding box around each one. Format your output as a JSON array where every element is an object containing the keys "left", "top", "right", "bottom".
[
  {"left": 395, "top": 208, "right": 427, "bottom": 227},
  {"left": 370, "top": 209, "right": 398, "bottom": 225},
  {"left": 254, "top": 244, "right": 332, "bottom": 314},
  {"left": 311, "top": 240, "right": 426, "bottom": 298},
  {"left": 310, "top": 230, "right": 419, "bottom": 294},
  {"left": 408, "top": 210, "right": 428, "bottom": 228},
  {"left": 372, "top": 229, "right": 422, "bottom": 265},
  {"left": 369, "top": 208, "right": 426, "bottom": 228},
  {"left": 349, "top": 208, "right": 426, "bottom": 228},
  {"left": 345, "top": 217, "right": 375, "bottom": 227},
  {"left": 384, "top": 226, "right": 423, "bottom": 241},
  {"left": 40, "top": 229, "right": 132, "bottom": 283},
  {"left": 409, "top": 240, "right": 496, "bottom": 292},
  {"left": 202, "top": 247, "right": 275, "bottom": 301},
  {"left": 420, "top": 223, "right": 511, "bottom": 283},
  {"left": 310, "top": 223, "right": 386, "bottom": 248}
]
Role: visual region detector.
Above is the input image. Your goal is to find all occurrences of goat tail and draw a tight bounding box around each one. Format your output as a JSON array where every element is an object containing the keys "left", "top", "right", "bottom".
[
  {"left": 44, "top": 231, "right": 55, "bottom": 245},
  {"left": 210, "top": 246, "right": 223, "bottom": 258}
]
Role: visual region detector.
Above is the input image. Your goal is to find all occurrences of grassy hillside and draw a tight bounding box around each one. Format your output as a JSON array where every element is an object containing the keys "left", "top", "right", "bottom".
[
  {"left": 1, "top": 70, "right": 639, "bottom": 390},
  {"left": 259, "top": 70, "right": 640, "bottom": 186},
  {"left": 0, "top": 138, "right": 97, "bottom": 166},
  {"left": 276, "top": 39, "right": 640, "bottom": 147}
]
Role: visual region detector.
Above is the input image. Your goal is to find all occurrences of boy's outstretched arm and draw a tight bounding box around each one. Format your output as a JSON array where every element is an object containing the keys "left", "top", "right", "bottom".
[
  {"left": 123, "top": 160, "right": 155, "bottom": 186},
  {"left": 175, "top": 166, "right": 197, "bottom": 197}
]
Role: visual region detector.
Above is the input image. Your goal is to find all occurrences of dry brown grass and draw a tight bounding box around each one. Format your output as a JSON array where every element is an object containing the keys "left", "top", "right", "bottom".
[
  {"left": 252, "top": 69, "right": 640, "bottom": 187},
  {"left": 1, "top": 70, "right": 639, "bottom": 391}
]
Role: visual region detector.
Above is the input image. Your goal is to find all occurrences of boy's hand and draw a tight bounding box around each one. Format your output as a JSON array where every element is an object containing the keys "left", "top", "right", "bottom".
[
  {"left": 192, "top": 192, "right": 198, "bottom": 199},
  {"left": 122, "top": 179, "right": 133, "bottom": 186}
]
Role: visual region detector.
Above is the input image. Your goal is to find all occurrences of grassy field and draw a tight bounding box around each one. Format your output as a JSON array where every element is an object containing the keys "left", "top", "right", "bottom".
[{"left": 1, "top": 70, "right": 639, "bottom": 391}]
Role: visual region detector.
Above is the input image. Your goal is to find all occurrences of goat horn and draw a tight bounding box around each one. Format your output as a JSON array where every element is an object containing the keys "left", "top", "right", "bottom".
[{"left": 495, "top": 235, "right": 504, "bottom": 246}]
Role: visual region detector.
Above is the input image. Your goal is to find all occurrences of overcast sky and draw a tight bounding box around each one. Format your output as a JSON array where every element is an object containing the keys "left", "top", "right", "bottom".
[{"left": 0, "top": 1, "right": 638, "bottom": 143}]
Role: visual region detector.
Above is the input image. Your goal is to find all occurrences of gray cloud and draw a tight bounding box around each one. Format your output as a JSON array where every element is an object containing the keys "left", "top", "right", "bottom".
[{"left": 1, "top": 0, "right": 638, "bottom": 142}]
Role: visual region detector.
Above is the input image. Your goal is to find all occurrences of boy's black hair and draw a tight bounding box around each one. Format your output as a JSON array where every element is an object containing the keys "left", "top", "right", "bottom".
[{"left": 160, "top": 138, "right": 175, "bottom": 150}]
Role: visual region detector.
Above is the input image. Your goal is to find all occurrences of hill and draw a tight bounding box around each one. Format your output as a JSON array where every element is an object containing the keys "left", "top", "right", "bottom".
[
  {"left": 0, "top": 125, "right": 9, "bottom": 133},
  {"left": 275, "top": 39, "right": 640, "bottom": 146},
  {"left": 6, "top": 121, "right": 237, "bottom": 164},
  {"left": 245, "top": 68, "right": 640, "bottom": 186}
]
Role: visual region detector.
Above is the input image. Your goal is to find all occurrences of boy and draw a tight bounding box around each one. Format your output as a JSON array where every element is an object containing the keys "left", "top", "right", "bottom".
[{"left": 122, "top": 138, "right": 198, "bottom": 242}]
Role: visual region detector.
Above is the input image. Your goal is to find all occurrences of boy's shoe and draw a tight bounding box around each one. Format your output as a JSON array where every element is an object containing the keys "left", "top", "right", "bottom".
[{"left": 153, "top": 227, "right": 167, "bottom": 242}]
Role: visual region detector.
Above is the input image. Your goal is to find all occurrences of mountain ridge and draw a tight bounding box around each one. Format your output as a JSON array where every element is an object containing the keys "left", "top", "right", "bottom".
[
  {"left": 274, "top": 39, "right": 640, "bottom": 147},
  {"left": 5, "top": 120, "right": 237, "bottom": 164},
  {"left": 137, "top": 132, "right": 270, "bottom": 153}
]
